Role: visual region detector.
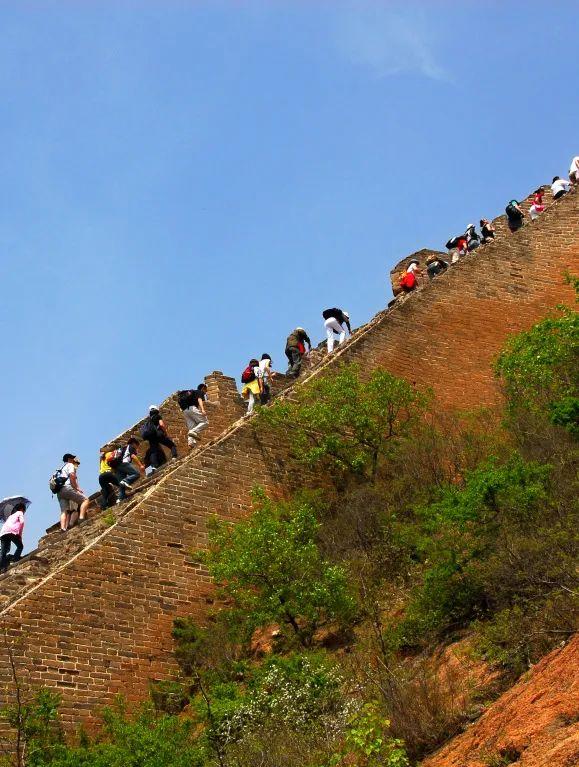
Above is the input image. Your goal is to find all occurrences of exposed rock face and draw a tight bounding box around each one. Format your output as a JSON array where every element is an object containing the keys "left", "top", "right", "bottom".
[{"left": 422, "top": 635, "right": 579, "bottom": 767}]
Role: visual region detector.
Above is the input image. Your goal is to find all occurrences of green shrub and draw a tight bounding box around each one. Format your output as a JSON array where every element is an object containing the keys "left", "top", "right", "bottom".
[
  {"left": 495, "top": 299, "right": 579, "bottom": 436},
  {"left": 258, "top": 365, "right": 429, "bottom": 482},
  {"left": 201, "top": 490, "right": 358, "bottom": 647}
]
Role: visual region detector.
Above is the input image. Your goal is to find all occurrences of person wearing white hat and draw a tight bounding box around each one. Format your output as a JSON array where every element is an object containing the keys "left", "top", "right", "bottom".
[{"left": 322, "top": 308, "right": 351, "bottom": 353}]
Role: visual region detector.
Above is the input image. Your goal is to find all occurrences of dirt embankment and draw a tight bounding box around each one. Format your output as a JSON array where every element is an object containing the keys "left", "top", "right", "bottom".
[{"left": 422, "top": 634, "right": 579, "bottom": 767}]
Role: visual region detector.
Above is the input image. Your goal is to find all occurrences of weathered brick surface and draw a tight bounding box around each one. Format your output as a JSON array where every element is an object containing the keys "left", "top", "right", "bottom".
[{"left": 0, "top": 188, "right": 577, "bottom": 731}]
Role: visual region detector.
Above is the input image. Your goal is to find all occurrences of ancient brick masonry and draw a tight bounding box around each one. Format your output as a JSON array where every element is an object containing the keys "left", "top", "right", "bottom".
[{"left": 0, "top": 188, "right": 577, "bottom": 731}]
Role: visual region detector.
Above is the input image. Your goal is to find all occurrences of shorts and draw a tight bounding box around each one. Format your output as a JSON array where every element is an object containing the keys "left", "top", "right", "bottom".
[{"left": 57, "top": 485, "right": 87, "bottom": 512}]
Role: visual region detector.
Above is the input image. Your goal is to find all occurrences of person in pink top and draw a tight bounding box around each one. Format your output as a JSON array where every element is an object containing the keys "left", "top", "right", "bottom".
[{"left": 0, "top": 502, "right": 26, "bottom": 572}]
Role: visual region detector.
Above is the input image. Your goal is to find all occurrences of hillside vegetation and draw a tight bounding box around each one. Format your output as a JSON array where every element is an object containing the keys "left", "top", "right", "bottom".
[{"left": 1, "top": 287, "right": 577, "bottom": 767}]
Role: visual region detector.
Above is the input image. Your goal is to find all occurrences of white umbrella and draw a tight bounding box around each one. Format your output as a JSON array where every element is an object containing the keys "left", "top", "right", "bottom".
[{"left": 0, "top": 496, "right": 31, "bottom": 522}]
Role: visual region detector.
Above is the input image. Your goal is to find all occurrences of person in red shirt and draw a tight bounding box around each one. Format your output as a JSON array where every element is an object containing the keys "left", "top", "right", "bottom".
[{"left": 529, "top": 188, "right": 545, "bottom": 221}]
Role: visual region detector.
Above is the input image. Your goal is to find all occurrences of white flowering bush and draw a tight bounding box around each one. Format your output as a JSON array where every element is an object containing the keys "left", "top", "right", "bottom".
[{"left": 196, "top": 652, "right": 359, "bottom": 757}]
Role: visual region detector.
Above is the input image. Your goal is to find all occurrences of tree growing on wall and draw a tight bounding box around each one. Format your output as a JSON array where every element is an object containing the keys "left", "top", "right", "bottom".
[
  {"left": 258, "top": 366, "right": 429, "bottom": 483},
  {"left": 201, "top": 490, "right": 357, "bottom": 647}
]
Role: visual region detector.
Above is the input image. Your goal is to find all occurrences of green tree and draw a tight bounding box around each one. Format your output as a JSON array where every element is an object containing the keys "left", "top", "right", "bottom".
[
  {"left": 397, "top": 455, "right": 577, "bottom": 666},
  {"left": 201, "top": 491, "right": 357, "bottom": 646},
  {"left": 258, "top": 366, "right": 428, "bottom": 482},
  {"left": 33, "top": 700, "right": 205, "bottom": 767},
  {"left": 495, "top": 301, "right": 579, "bottom": 436}
]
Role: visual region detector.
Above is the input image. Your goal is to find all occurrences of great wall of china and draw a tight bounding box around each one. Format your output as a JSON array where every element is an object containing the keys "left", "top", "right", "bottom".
[{"left": 0, "top": 185, "right": 577, "bottom": 740}]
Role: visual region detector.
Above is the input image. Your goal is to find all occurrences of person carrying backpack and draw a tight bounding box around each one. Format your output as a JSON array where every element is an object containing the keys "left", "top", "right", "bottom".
[
  {"left": 505, "top": 200, "right": 525, "bottom": 232},
  {"left": 142, "top": 407, "right": 178, "bottom": 473},
  {"left": 0, "top": 502, "right": 26, "bottom": 572},
  {"left": 178, "top": 384, "right": 209, "bottom": 447},
  {"left": 322, "top": 308, "right": 351, "bottom": 353},
  {"left": 241, "top": 359, "right": 262, "bottom": 415},
  {"left": 398, "top": 259, "right": 422, "bottom": 293},
  {"left": 285, "top": 328, "right": 311, "bottom": 378},
  {"left": 53, "top": 454, "right": 90, "bottom": 531}
]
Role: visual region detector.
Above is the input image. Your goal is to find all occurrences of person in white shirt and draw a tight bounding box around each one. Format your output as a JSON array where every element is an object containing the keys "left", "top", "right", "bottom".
[
  {"left": 569, "top": 156, "right": 579, "bottom": 185},
  {"left": 551, "top": 176, "right": 570, "bottom": 200},
  {"left": 57, "top": 454, "right": 90, "bottom": 531},
  {"left": 259, "top": 354, "right": 276, "bottom": 406}
]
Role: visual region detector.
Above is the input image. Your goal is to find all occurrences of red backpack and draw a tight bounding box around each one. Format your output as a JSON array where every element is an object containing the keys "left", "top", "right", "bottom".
[
  {"left": 241, "top": 365, "right": 256, "bottom": 384},
  {"left": 399, "top": 270, "right": 416, "bottom": 290}
]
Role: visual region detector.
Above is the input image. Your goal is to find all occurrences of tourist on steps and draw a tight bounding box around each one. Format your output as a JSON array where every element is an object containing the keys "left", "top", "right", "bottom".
[
  {"left": 142, "top": 407, "right": 178, "bottom": 473},
  {"left": 426, "top": 254, "right": 448, "bottom": 279},
  {"left": 480, "top": 219, "right": 495, "bottom": 243},
  {"left": 505, "top": 200, "right": 525, "bottom": 232},
  {"left": 322, "top": 308, "right": 351, "bottom": 353},
  {"left": 551, "top": 176, "right": 570, "bottom": 200},
  {"left": 399, "top": 259, "right": 422, "bottom": 291},
  {"left": 445, "top": 235, "right": 467, "bottom": 263},
  {"left": 259, "top": 354, "right": 276, "bottom": 406},
  {"left": 285, "top": 328, "right": 311, "bottom": 378},
  {"left": 529, "top": 188, "right": 545, "bottom": 220},
  {"left": 0, "top": 502, "right": 26, "bottom": 572},
  {"left": 465, "top": 224, "right": 480, "bottom": 252},
  {"left": 241, "top": 359, "right": 262, "bottom": 416},
  {"left": 116, "top": 437, "right": 144, "bottom": 497},
  {"left": 99, "top": 450, "right": 122, "bottom": 508},
  {"left": 56, "top": 454, "right": 90, "bottom": 530},
  {"left": 569, "top": 155, "right": 579, "bottom": 185},
  {"left": 178, "top": 384, "right": 209, "bottom": 447}
]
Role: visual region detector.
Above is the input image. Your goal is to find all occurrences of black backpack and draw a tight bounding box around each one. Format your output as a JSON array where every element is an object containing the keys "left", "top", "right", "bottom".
[
  {"left": 141, "top": 417, "right": 159, "bottom": 441},
  {"left": 506, "top": 203, "right": 522, "bottom": 221},
  {"left": 177, "top": 390, "right": 192, "bottom": 410}
]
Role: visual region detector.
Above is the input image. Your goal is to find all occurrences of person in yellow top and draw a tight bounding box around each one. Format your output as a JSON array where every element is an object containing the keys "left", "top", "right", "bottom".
[
  {"left": 241, "top": 359, "right": 262, "bottom": 416},
  {"left": 98, "top": 450, "right": 122, "bottom": 509}
]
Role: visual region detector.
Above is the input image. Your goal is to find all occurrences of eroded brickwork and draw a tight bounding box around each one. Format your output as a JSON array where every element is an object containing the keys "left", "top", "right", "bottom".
[{"left": 0, "top": 188, "right": 577, "bottom": 730}]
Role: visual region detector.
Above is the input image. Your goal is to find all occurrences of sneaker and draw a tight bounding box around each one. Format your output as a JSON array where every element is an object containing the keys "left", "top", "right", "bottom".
[
  {"left": 171, "top": 457, "right": 178, "bottom": 462},
  {"left": 188, "top": 439, "right": 197, "bottom": 447},
  {"left": 120, "top": 480, "right": 133, "bottom": 491},
  {"left": 116, "top": 499, "right": 122, "bottom": 505}
]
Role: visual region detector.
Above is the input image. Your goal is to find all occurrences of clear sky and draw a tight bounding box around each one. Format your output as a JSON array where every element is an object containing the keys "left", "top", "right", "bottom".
[{"left": 1, "top": 0, "right": 577, "bottom": 551}]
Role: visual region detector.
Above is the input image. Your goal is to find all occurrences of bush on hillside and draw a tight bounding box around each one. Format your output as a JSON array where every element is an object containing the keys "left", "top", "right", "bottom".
[
  {"left": 495, "top": 299, "right": 579, "bottom": 437},
  {"left": 200, "top": 490, "right": 358, "bottom": 648},
  {"left": 258, "top": 365, "right": 429, "bottom": 483}
]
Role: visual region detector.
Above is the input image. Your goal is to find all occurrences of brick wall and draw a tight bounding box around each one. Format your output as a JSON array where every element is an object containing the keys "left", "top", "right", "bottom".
[{"left": 0, "top": 187, "right": 577, "bottom": 732}]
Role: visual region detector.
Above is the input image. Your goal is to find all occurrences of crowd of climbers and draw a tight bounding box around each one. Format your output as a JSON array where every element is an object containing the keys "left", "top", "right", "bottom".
[
  {"left": 396, "top": 156, "right": 579, "bottom": 295},
  {"left": 1, "top": 158, "right": 576, "bottom": 567}
]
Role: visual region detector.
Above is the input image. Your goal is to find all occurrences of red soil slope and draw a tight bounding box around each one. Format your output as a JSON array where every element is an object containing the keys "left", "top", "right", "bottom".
[{"left": 422, "top": 635, "right": 579, "bottom": 767}]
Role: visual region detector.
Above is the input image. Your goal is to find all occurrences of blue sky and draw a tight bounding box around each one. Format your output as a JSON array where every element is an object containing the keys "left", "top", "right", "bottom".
[{"left": 1, "top": 0, "right": 577, "bottom": 550}]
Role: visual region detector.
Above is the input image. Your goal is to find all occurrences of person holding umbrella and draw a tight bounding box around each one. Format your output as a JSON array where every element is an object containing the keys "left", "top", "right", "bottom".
[{"left": 0, "top": 498, "right": 28, "bottom": 572}]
